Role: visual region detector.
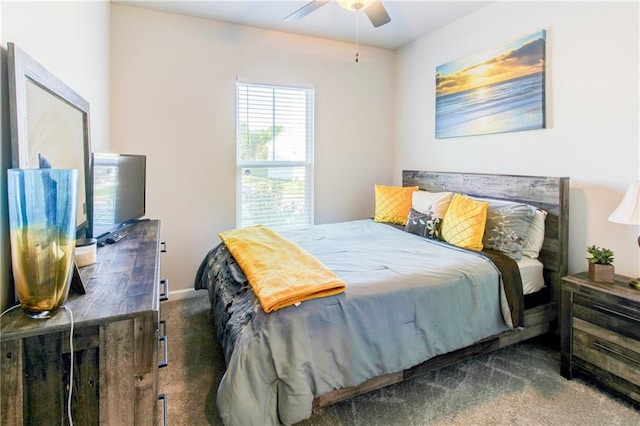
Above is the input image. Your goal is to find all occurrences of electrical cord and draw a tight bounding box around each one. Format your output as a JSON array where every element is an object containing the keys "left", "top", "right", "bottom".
[
  {"left": 63, "top": 305, "right": 75, "bottom": 426},
  {"left": 0, "top": 304, "right": 75, "bottom": 426},
  {"left": 0, "top": 303, "right": 21, "bottom": 317}
]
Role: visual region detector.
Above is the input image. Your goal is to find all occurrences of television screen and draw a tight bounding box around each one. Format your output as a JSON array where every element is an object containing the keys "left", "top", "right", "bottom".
[{"left": 91, "top": 153, "right": 146, "bottom": 240}]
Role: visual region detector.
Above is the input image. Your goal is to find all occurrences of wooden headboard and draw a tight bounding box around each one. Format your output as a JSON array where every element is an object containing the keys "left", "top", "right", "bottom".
[{"left": 402, "top": 170, "right": 570, "bottom": 304}]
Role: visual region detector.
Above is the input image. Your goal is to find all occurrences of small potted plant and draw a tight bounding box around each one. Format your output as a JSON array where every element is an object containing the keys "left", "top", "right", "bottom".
[{"left": 587, "top": 245, "right": 615, "bottom": 283}]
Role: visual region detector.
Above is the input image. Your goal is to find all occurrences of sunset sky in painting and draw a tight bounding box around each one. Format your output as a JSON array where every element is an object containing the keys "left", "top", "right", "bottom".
[{"left": 436, "top": 30, "right": 546, "bottom": 97}]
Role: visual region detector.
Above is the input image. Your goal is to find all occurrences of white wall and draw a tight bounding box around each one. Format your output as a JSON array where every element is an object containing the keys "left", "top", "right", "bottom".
[
  {"left": 2, "top": 1, "right": 111, "bottom": 152},
  {"left": 0, "top": 1, "right": 111, "bottom": 310},
  {"left": 395, "top": 1, "right": 639, "bottom": 278},
  {"left": 110, "top": 5, "right": 396, "bottom": 294}
]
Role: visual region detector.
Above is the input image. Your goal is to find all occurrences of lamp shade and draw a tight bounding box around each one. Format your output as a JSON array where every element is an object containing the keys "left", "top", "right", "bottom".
[{"left": 608, "top": 181, "right": 640, "bottom": 225}]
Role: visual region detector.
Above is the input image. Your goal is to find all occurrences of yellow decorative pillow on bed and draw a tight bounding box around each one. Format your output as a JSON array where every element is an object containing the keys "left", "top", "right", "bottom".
[
  {"left": 374, "top": 184, "right": 419, "bottom": 225},
  {"left": 441, "top": 194, "right": 489, "bottom": 251}
]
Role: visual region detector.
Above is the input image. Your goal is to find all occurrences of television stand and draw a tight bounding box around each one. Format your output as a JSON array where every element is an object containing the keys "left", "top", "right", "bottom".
[
  {"left": 96, "top": 219, "right": 149, "bottom": 245},
  {"left": 1, "top": 220, "right": 167, "bottom": 424}
]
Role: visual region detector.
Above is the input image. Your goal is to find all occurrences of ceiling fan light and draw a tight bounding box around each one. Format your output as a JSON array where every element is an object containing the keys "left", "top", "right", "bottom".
[{"left": 337, "top": 0, "right": 376, "bottom": 12}]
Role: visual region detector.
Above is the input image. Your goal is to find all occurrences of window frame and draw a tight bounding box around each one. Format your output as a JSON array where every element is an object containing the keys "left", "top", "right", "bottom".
[{"left": 235, "top": 81, "right": 315, "bottom": 229}]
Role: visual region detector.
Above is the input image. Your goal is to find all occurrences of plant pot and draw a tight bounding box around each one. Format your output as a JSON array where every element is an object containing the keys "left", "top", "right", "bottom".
[{"left": 588, "top": 263, "right": 615, "bottom": 283}]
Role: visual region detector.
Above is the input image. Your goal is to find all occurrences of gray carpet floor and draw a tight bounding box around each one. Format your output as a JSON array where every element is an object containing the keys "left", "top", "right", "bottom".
[{"left": 159, "top": 295, "right": 640, "bottom": 425}]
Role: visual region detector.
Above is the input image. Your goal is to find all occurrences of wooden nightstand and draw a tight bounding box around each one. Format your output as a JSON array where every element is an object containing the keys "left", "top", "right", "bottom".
[{"left": 560, "top": 272, "right": 640, "bottom": 405}]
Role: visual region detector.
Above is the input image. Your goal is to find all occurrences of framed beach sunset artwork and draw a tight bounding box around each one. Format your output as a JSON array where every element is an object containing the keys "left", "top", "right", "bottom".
[{"left": 435, "top": 30, "right": 546, "bottom": 139}]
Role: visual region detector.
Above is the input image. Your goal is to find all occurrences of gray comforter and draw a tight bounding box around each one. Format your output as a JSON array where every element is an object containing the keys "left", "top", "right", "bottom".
[{"left": 195, "top": 220, "right": 514, "bottom": 425}]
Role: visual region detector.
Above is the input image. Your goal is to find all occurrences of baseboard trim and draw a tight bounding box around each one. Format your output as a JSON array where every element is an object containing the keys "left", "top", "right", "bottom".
[{"left": 167, "top": 288, "right": 205, "bottom": 301}]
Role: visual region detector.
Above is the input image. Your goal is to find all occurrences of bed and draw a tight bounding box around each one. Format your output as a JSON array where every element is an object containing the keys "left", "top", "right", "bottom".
[{"left": 194, "top": 171, "right": 569, "bottom": 425}]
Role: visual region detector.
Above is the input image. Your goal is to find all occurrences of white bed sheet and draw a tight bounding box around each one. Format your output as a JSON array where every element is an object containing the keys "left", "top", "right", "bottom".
[{"left": 518, "top": 255, "right": 545, "bottom": 295}]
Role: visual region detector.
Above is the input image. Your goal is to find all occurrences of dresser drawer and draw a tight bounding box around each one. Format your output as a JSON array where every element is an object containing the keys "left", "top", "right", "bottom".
[
  {"left": 572, "top": 317, "right": 640, "bottom": 385},
  {"left": 573, "top": 293, "right": 640, "bottom": 342}
]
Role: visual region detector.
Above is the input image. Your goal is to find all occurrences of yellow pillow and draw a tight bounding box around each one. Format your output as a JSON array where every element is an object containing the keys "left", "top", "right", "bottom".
[
  {"left": 441, "top": 194, "right": 489, "bottom": 250},
  {"left": 374, "top": 185, "right": 419, "bottom": 225}
]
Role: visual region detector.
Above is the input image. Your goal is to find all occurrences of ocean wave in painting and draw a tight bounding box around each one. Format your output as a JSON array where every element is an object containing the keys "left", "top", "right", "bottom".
[{"left": 435, "top": 72, "right": 545, "bottom": 139}]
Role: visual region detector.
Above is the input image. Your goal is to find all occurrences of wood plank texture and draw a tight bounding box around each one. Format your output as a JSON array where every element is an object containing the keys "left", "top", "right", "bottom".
[
  {"left": 64, "top": 346, "right": 99, "bottom": 425},
  {"left": 313, "top": 372, "right": 402, "bottom": 409},
  {"left": 1, "top": 220, "right": 162, "bottom": 425},
  {"left": 403, "top": 170, "right": 569, "bottom": 304},
  {"left": 573, "top": 329, "right": 640, "bottom": 384},
  {"left": 134, "top": 314, "right": 159, "bottom": 423},
  {"left": 560, "top": 287, "right": 573, "bottom": 378},
  {"left": 24, "top": 334, "right": 66, "bottom": 424},
  {"left": 101, "top": 319, "right": 136, "bottom": 424},
  {"left": 573, "top": 359, "right": 640, "bottom": 404},
  {"left": 0, "top": 220, "right": 162, "bottom": 340},
  {"left": 560, "top": 272, "right": 640, "bottom": 406},
  {"left": 1, "top": 339, "right": 23, "bottom": 425}
]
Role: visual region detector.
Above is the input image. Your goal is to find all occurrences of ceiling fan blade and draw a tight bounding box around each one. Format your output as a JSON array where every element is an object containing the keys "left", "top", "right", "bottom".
[
  {"left": 364, "top": 0, "right": 391, "bottom": 28},
  {"left": 284, "top": 0, "right": 331, "bottom": 22}
]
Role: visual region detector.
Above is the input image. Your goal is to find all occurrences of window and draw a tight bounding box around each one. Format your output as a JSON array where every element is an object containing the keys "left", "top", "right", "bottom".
[{"left": 236, "top": 83, "right": 314, "bottom": 229}]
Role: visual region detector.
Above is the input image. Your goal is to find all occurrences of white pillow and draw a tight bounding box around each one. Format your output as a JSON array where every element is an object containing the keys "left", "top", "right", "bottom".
[
  {"left": 412, "top": 191, "right": 453, "bottom": 218},
  {"left": 522, "top": 209, "right": 547, "bottom": 259}
]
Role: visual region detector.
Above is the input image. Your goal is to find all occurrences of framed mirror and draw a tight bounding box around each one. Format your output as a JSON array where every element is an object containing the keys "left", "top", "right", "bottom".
[{"left": 7, "top": 42, "right": 92, "bottom": 238}]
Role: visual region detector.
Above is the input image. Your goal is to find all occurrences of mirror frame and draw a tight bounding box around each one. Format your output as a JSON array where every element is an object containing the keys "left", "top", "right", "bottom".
[{"left": 7, "top": 42, "right": 93, "bottom": 238}]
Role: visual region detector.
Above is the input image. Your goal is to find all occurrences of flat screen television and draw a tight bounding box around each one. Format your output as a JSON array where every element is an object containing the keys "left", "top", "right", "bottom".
[{"left": 91, "top": 153, "right": 146, "bottom": 240}]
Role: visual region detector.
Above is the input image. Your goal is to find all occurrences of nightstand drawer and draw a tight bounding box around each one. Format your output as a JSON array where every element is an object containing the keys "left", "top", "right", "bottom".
[
  {"left": 573, "top": 294, "right": 640, "bottom": 342},
  {"left": 573, "top": 318, "right": 640, "bottom": 385}
]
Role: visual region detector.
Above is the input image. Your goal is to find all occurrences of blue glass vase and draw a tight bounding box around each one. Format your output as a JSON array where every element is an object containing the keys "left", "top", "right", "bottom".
[{"left": 7, "top": 169, "right": 78, "bottom": 318}]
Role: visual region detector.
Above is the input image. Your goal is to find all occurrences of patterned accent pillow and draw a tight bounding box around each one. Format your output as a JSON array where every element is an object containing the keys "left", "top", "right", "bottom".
[
  {"left": 405, "top": 208, "right": 442, "bottom": 240},
  {"left": 374, "top": 185, "right": 419, "bottom": 225},
  {"left": 411, "top": 191, "right": 453, "bottom": 219},
  {"left": 441, "top": 194, "right": 489, "bottom": 251},
  {"left": 474, "top": 197, "right": 537, "bottom": 261}
]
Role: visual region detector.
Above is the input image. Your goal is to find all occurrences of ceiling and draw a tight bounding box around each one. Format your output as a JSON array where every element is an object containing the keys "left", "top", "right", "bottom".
[{"left": 114, "top": 1, "right": 492, "bottom": 50}]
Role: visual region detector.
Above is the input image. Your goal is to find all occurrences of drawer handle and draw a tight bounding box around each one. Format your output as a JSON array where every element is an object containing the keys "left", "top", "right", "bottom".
[
  {"left": 592, "top": 304, "right": 639, "bottom": 323},
  {"left": 158, "top": 393, "right": 168, "bottom": 426},
  {"left": 160, "top": 279, "right": 169, "bottom": 302},
  {"left": 593, "top": 341, "right": 640, "bottom": 365},
  {"left": 159, "top": 320, "right": 168, "bottom": 368},
  {"left": 161, "top": 241, "right": 167, "bottom": 253}
]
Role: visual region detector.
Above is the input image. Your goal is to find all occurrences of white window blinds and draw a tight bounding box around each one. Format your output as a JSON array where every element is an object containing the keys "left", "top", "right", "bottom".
[{"left": 236, "top": 83, "right": 314, "bottom": 229}]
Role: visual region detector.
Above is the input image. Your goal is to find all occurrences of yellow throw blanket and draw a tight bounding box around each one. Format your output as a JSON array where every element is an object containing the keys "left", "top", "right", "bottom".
[{"left": 219, "top": 225, "right": 346, "bottom": 313}]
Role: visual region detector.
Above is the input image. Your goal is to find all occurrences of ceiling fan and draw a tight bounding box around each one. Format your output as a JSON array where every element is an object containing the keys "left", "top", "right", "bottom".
[{"left": 285, "top": 0, "right": 392, "bottom": 28}]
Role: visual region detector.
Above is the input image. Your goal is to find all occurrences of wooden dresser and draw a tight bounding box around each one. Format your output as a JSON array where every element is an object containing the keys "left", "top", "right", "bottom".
[
  {"left": 1, "top": 220, "right": 168, "bottom": 425},
  {"left": 560, "top": 272, "right": 640, "bottom": 405}
]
